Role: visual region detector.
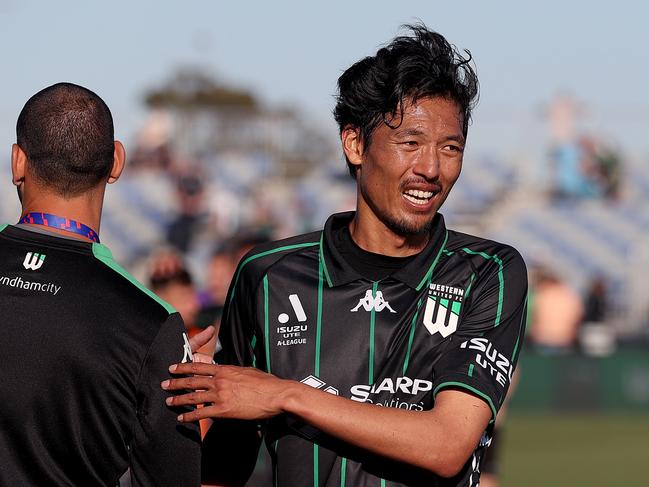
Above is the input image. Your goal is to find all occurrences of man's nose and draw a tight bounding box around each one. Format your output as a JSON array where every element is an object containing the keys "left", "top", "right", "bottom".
[{"left": 412, "top": 149, "right": 440, "bottom": 180}]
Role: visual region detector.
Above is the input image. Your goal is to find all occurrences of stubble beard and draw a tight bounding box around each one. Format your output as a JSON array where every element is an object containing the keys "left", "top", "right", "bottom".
[{"left": 383, "top": 212, "right": 437, "bottom": 237}]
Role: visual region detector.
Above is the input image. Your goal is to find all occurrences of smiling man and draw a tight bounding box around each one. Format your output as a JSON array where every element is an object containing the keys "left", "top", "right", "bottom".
[{"left": 165, "top": 25, "right": 528, "bottom": 487}]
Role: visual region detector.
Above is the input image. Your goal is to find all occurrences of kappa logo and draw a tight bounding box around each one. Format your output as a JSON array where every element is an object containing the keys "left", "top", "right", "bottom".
[
  {"left": 23, "top": 252, "right": 46, "bottom": 271},
  {"left": 181, "top": 333, "right": 193, "bottom": 363},
  {"left": 351, "top": 290, "right": 396, "bottom": 313},
  {"left": 300, "top": 375, "right": 339, "bottom": 395},
  {"left": 423, "top": 282, "right": 464, "bottom": 337}
]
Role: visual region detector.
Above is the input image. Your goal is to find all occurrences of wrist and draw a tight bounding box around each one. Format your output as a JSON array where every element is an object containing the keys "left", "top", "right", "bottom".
[{"left": 275, "top": 379, "right": 304, "bottom": 416}]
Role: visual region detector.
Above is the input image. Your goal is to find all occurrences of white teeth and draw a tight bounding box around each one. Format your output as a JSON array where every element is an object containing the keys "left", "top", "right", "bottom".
[
  {"left": 404, "top": 194, "right": 429, "bottom": 204},
  {"left": 404, "top": 189, "right": 434, "bottom": 200}
]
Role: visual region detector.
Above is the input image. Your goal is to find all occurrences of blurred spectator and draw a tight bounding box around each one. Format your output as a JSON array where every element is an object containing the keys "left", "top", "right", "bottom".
[
  {"left": 580, "top": 276, "right": 616, "bottom": 356},
  {"left": 583, "top": 276, "right": 609, "bottom": 325},
  {"left": 166, "top": 171, "right": 208, "bottom": 253},
  {"left": 528, "top": 266, "right": 583, "bottom": 353},
  {"left": 198, "top": 232, "right": 271, "bottom": 334},
  {"left": 148, "top": 250, "right": 217, "bottom": 358}
]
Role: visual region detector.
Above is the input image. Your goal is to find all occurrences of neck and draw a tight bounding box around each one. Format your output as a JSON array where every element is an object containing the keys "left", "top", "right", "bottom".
[
  {"left": 349, "top": 204, "right": 430, "bottom": 257},
  {"left": 20, "top": 188, "right": 104, "bottom": 243}
]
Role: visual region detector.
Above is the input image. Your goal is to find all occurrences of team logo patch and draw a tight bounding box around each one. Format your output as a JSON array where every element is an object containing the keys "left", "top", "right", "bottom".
[
  {"left": 276, "top": 294, "right": 309, "bottom": 346},
  {"left": 423, "top": 282, "right": 464, "bottom": 337},
  {"left": 23, "top": 252, "right": 46, "bottom": 270},
  {"left": 351, "top": 290, "right": 396, "bottom": 313}
]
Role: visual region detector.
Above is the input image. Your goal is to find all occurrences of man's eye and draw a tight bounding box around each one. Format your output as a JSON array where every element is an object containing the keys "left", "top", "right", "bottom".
[
  {"left": 445, "top": 145, "right": 463, "bottom": 152},
  {"left": 404, "top": 141, "right": 418, "bottom": 146}
]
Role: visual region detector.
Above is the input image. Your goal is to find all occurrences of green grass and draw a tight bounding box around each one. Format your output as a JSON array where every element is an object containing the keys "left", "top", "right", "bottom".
[{"left": 500, "top": 413, "right": 649, "bottom": 487}]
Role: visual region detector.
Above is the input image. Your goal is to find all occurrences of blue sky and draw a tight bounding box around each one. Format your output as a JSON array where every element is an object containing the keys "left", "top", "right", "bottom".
[{"left": 1, "top": 0, "right": 647, "bottom": 157}]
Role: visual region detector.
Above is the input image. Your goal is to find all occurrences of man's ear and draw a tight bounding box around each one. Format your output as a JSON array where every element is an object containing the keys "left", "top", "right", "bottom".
[
  {"left": 341, "top": 126, "right": 364, "bottom": 171},
  {"left": 108, "top": 141, "right": 126, "bottom": 184},
  {"left": 11, "top": 144, "right": 27, "bottom": 186}
]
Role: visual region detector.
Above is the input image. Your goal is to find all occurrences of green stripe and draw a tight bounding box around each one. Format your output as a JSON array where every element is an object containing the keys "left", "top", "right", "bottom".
[
  {"left": 313, "top": 443, "right": 319, "bottom": 487},
  {"left": 464, "top": 272, "right": 476, "bottom": 299},
  {"left": 402, "top": 298, "right": 423, "bottom": 375},
  {"left": 263, "top": 275, "right": 271, "bottom": 373},
  {"left": 416, "top": 230, "right": 449, "bottom": 291},
  {"left": 433, "top": 381, "right": 497, "bottom": 421},
  {"left": 340, "top": 457, "right": 347, "bottom": 486},
  {"left": 250, "top": 335, "right": 257, "bottom": 368},
  {"left": 92, "top": 243, "right": 175, "bottom": 314},
  {"left": 511, "top": 294, "right": 528, "bottom": 361},
  {"left": 315, "top": 256, "right": 324, "bottom": 376},
  {"left": 229, "top": 242, "right": 319, "bottom": 302},
  {"left": 381, "top": 479, "right": 386, "bottom": 487},
  {"left": 461, "top": 248, "right": 504, "bottom": 327},
  {"left": 0, "top": 224, "right": 8, "bottom": 233},
  {"left": 319, "top": 233, "right": 333, "bottom": 287},
  {"left": 468, "top": 363, "right": 475, "bottom": 377},
  {"left": 369, "top": 281, "right": 379, "bottom": 384}
]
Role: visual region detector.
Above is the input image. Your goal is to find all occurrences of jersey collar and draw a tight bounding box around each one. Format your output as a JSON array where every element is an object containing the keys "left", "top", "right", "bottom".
[{"left": 320, "top": 211, "right": 448, "bottom": 289}]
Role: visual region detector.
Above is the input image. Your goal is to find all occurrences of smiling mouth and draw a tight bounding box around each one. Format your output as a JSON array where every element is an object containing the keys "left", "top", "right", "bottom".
[{"left": 403, "top": 189, "right": 436, "bottom": 205}]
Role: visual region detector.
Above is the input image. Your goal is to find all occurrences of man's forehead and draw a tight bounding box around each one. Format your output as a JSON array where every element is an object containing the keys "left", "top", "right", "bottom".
[{"left": 388, "top": 97, "right": 464, "bottom": 134}]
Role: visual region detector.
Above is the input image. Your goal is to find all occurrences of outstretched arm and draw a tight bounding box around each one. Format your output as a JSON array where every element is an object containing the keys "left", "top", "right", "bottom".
[{"left": 163, "top": 364, "right": 490, "bottom": 478}]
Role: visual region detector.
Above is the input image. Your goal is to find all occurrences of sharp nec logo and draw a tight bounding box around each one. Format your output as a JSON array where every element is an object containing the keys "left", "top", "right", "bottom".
[
  {"left": 23, "top": 252, "right": 46, "bottom": 271},
  {"left": 300, "top": 375, "right": 339, "bottom": 395},
  {"left": 350, "top": 376, "right": 430, "bottom": 410},
  {"left": 351, "top": 290, "right": 396, "bottom": 313},
  {"left": 276, "top": 294, "right": 309, "bottom": 346},
  {"left": 423, "top": 282, "right": 465, "bottom": 337},
  {"left": 181, "top": 333, "right": 193, "bottom": 363},
  {"left": 461, "top": 338, "right": 513, "bottom": 387}
]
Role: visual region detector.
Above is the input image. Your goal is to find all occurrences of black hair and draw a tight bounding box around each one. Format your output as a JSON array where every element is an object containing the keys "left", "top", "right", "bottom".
[
  {"left": 16, "top": 82, "right": 115, "bottom": 196},
  {"left": 334, "top": 24, "right": 479, "bottom": 177}
]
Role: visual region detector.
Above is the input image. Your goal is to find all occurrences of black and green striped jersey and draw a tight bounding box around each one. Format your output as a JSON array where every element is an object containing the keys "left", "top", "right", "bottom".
[
  {"left": 217, "top": 212, "right": 527, "bottom": 487},
  {"left": 0, "top": 225, "right": 200, "bottom": 487}
]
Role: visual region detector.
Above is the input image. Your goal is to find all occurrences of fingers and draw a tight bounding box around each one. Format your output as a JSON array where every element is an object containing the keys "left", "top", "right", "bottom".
[
  {"left": 161, "top": 376, "right": 214, "bottom": 392},
  {"left": 165, "top": 390, "right": 213, "bottom": 407},
  {"left": 188, "top": 325, "right": 215, "bottom": 352},
  {"left": 169, "top": 362, "right": 221, "bottom": 376},
  {"left": 177, "top": 405, "right": 223, "bottom": 423}
]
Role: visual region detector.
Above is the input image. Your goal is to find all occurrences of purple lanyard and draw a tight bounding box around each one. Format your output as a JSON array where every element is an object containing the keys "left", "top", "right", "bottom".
[{"left": 18, "top": 212, "right": 100, "bottom": 243}]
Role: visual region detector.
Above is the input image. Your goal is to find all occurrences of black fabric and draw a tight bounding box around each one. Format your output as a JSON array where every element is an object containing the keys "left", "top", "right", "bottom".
[
  {"left": 213, "top": 211, "right": 528, "bottom": 487},
  {"left": 0, "top": 225, "right": 200, "bottom": 487},
  {"left": 331, "top": 221, "right": 417, "bottom": 281}
]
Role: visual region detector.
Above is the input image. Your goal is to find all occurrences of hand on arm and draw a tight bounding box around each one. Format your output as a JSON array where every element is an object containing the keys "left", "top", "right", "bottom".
[{"left": 163, "top": 363, "right": 491, "bottom": 478}]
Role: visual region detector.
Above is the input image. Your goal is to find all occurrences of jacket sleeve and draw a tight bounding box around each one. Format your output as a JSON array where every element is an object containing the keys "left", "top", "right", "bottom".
[
  {"left": 129, "top": 313, "right": 201, "bottom": 487},
  {"left": 432, "top": 247, "right": 528, "bottom": 420}
]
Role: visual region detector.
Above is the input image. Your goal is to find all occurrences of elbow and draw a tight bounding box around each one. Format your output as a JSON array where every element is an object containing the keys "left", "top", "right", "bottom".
[{"left": 426, "top": 450, "right": 472, "bottom": 479}]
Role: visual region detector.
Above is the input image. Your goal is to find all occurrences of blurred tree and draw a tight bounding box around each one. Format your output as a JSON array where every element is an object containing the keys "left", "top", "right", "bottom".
[{"left": 144, "top": 68, "right": 258, "bottom": 112}]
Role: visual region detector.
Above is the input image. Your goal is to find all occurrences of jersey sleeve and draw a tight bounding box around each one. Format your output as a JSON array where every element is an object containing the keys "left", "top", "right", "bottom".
[
  {"left": 216, "top": 263, "right": 265, "bottom": 370},
  {"left": 129, "top": 313, "right": 201, "bottom": 487},
  {"left": 432, "top": 247, "right": 528, "bottom": 420}
]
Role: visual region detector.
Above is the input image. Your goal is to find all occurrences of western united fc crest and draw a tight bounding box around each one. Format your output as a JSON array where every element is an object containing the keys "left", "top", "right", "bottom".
[{"left": 422, "top": 282, "right": 464, "bottom": 337}]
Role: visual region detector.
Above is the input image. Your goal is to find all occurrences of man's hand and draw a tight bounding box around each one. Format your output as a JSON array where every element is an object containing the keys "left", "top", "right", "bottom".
[{"left": 162, "top": 363, "right": 291, "bottom": 422}]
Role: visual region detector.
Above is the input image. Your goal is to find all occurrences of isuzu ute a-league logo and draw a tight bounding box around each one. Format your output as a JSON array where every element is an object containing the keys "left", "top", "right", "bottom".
[
  {"left": 23, "top": 252, "right": 46, "bottom": 271},
  {"left": 276, "top": 294, "right": 308, "bottom": 347},
  {"left": 423, "top": 282, "right": 464, "bottom": 337},
  {"left": 351, "top": 290, "right": 396, "bottom": 313}
]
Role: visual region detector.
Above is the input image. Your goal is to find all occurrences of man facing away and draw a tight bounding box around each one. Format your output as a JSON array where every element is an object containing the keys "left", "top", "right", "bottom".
[
  {"left": 0, "top": 83, "right": 200, "bottom": 486},
  {"left": 166, "top": 25, "right": 528, "bottom": 487}
]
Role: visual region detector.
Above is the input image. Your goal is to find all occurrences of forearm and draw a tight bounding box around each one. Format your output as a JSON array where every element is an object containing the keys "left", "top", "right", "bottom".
[{"left": 278, "top": 381, "right": 487, "bottom": 477}]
